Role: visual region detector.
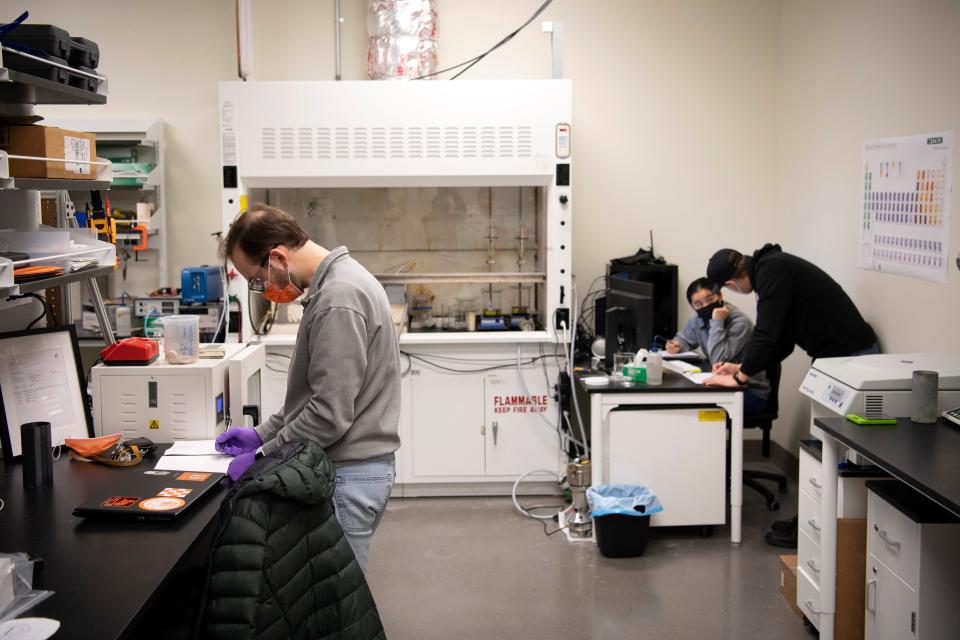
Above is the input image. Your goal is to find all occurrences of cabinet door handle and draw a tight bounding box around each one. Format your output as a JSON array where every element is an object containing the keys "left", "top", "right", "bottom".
[
  {"left": 492, "top": 421, "right": 498, "bottom": 446},
  {"left": 803, "top": 600, "right": 818, "bottom": 618},
  {"left": 808, "top": 476, "right": 822, "bottom": 490},
  {"left": 877, "top": 528, "right": 901, "bottom": 551},
  {"left": 866, "top": 578, "right": 878, "bottom": 613},
  {"left": 807, "top": 518, "right": 821, "bottom": 532},
  {"left": 806, "top": 559, "right": 820, "bottom": 574}
]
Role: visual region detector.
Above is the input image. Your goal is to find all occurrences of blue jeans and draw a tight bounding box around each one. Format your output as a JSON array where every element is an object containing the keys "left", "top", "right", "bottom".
[{"left": 333, "top": 454, "right": 396, "bottom": 573}]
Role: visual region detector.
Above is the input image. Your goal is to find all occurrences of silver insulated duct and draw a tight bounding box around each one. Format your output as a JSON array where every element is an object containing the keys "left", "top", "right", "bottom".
[{"left": 366, "top": 0, "right": 438, "bottom": 80}]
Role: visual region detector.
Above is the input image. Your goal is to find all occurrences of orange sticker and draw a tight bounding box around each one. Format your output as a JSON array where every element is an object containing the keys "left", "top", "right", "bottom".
[
  {"left": 158, "top": 487, "right": 193, "bottom": 498},
  {"left": 177, "top": 472, "right": 212, "bottom": 482},
  {"left": 101, "top": 496, "right": 139, "bottom": 507},
  {"left": 138, "top": 497, "right": 186, "bottom": 511}
]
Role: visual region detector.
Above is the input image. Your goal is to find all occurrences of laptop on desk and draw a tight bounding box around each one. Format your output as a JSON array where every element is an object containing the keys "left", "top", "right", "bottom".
[{"left": 73, "top": 469, "right": 224, "bottom": 522}]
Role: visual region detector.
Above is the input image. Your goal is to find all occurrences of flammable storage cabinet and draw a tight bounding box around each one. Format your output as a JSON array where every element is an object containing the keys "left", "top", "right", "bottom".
[
  {"left": 91, "top": 343, "right": 264, "bottom": 441},
  {"left": 607, "top": 407, "right": 727, "bottom": 528},
  {"left": 221, "top": 81, "right": 573, "bottom": 495}
]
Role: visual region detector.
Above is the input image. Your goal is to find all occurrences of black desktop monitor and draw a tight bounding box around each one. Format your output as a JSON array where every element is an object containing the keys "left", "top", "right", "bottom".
[{"left": 604, "top": 277, "right": 654, "bottom": 370}]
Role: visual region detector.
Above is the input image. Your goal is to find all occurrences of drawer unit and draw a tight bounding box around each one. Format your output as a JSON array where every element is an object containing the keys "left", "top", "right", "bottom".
[
  {"left": 798, "top": 489, "right": 822, "bottom": 545},
  {"left": 797, "top": 528, "right": 821, "bottom": 588},
  {"left": 867, "top": 488, "right": 920, "bottom": 586},
  {"left": 864, "top": 481, "right": 960, "bottom": 640},
  {"left": 796, "top": 565, "right": 821, "bottom": 631},
  {"left": 797, "top": 438, "right": 886, "bottom": 638},
  {"left": 799, "top": 445, "right": 823, "bottom": 504}
]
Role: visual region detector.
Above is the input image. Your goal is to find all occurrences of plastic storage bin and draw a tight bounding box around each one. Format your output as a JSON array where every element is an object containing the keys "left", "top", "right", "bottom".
[{"left": 588, "top": 484, "right": 663, "bottom": 558}]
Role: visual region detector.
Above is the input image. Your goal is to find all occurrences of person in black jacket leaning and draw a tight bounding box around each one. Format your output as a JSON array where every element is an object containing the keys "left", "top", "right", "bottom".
[
  {"left": 702, "top": 243, "right": 880, "bottom": 547},
  {"left": 703, "top": 243, "right": 879, "bottom": 388}
]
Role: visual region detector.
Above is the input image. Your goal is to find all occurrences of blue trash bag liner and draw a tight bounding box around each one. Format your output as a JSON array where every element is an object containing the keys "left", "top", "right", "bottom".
[{"left": 587, "top": 484, "right": 663, "bottom": 518}]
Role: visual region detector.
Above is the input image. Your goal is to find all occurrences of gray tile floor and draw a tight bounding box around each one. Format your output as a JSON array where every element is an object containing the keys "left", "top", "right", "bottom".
[{"left": 365, "top": 470, "right": 818, "bottom": 640}]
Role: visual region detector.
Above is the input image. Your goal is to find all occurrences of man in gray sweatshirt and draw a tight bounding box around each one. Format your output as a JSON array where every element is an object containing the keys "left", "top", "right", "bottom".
[
  {"left": 216, "top": 204, "right": 401, "bottom": 572},
  {"left": 666, "top": 277, "right": 769, "bottom": 414}
]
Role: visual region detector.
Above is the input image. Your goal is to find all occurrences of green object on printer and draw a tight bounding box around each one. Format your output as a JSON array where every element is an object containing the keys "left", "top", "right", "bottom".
[{"left": 846, "top": 414, "right": 897, "bottom": 426}]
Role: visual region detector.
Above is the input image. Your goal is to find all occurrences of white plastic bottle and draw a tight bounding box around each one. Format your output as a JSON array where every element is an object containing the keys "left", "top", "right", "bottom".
[
  {"left": 646, "top": 350, "right": 663, "bottom": 385},
  {"left": 115, "top": 305, "right": 131, "bottom": 337}
]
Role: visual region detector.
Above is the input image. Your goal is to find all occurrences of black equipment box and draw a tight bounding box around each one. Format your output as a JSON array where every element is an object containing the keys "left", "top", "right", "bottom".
[
  {"left": 3, "top": 54, "right": 70, "bottom": 84},
  {"left": 68, "top": 36, "right": 100, "bottom": 69},
  {"left": 607, "top": 261, "right": 678, "bottom": 342},
  {"left": 67, "top": 65, "right": 98, "bottom": 92},
  {"left": 1, "top": 23, "right": 72, "bottom": 60}
]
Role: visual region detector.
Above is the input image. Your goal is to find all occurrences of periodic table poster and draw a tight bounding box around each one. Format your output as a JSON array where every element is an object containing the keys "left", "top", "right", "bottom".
[{"left": 859, "top": 131, "right": 953, "bottom": 283}]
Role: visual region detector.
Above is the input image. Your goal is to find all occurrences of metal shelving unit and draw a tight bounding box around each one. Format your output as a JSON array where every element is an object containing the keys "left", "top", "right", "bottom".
[
  {"left": 7, "top": 177, "right": 112, "bottom": 191},
  {"left": 15, "top": 265, "right": 115, "bottom": 294},
  {"left": 0, "top": 50, "right": 116, "bottom": 344},
  {"left": 44, "top": 118, "right": 168, "bottom": 293},
  {"left": 0, "top": 66, "right": 107, "bottom": 105}
]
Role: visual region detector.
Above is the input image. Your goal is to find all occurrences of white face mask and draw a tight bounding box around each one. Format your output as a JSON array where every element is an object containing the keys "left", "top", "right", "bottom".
[{"left": 726, "top": 280, "right": 748, "bottom": 294}]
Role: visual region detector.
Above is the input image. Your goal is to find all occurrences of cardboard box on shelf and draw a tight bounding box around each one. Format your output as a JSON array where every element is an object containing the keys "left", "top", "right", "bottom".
[
  {"left": 779, "top": 554, "right": 803, "bottom": 619},
  {"left": 0, "top": 125, "right": 97, "bottom": 179}
]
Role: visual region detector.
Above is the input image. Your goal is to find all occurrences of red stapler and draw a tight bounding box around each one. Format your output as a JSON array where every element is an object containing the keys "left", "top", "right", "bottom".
[{"left": 100, "top": 337, "right": 160, "bottom": 366}]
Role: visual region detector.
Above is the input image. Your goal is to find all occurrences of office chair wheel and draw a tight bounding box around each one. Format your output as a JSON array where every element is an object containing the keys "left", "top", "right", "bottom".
[
  {"left": 699, "top": 525, "right": 714, "bottom": 538},
  {"left": 767, "top": 499, "right": 780, "bottom": 512}
]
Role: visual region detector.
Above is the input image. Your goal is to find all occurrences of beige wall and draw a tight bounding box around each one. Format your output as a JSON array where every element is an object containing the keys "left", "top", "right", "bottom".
[
  {"left": 773, "top": 0, "right": 960, "bottom": 452},
  {"left": 24, "top": 0, "right": 236, "bottom": 285}
]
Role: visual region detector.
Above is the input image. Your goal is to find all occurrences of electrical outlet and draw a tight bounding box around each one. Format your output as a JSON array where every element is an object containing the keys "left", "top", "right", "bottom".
[{"left": 555, "top": 307, "right": 570, "bottom": 330}]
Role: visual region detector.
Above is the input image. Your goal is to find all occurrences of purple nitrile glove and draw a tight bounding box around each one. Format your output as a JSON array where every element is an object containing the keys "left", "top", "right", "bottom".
[
  {"left": 227, "top": 451, "right": 257, "bottom": 482},
  {"left": 215, "top": 427, "right": 263, "bottom": 456}
]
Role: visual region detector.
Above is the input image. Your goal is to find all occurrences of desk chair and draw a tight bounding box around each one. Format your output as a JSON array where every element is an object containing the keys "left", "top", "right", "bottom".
[{"left": 743, "top": 363, "right": 788, "bottom": 511}]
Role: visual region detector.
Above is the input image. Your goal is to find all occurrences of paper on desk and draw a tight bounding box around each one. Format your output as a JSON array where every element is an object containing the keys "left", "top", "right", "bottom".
[
  {"left": 164, "top": 439, "right": 219, "bottom": 456},
  {"left": 685, "top": 372, "right": 712, "bottom": 385},
  {"left": 663, "top": 351, "right": 700, "bottom": 360},
  {"left": 154, "top": 454, "right": 232, "bottom": 474},
  {"left": 664, "top": 360, "right": 702, "bottom": 375}
]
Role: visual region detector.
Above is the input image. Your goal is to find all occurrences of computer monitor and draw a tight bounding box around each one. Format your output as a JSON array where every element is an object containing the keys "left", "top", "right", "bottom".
[{"left": 604, "top": 278, "right": 654, "bottom": 370}]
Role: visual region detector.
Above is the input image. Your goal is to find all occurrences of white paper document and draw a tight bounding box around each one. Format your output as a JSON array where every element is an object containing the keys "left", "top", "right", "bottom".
[
  {"left": 164, "top": 439, "right": 220, "bottom": 456},
  {"left": 663, "top": 351, "right": 701, "bottom": 360},
  {"left": 685, "top": 372, "right": 712, "bottom": 385},
  {"left": 664, "top": 360, "right": 702, "bottom": 375},
  {"left": 154, "top": 454, "right": 232, "bottom": 474}
]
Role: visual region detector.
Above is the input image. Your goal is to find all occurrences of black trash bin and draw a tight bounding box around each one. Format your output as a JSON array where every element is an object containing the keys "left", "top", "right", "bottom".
[{"left": 588, "top": 484, "right": 662, "bottom": 558}]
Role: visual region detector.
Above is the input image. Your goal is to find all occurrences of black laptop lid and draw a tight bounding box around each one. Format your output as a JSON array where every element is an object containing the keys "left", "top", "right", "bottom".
[{"left": 73, "top": 469, "right": 224, "bottom": 521}]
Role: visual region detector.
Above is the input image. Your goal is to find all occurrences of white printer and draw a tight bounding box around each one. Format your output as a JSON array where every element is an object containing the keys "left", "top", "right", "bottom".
[
  {"left": 90, "top": 343, "right": 265, "bottom": 442},
  {"left": 800, "top": 352, "right": 960, "bottom": 438}
]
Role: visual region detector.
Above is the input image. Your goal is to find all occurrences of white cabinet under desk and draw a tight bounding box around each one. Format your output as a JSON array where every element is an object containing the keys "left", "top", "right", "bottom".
[{"left": 865, "top": 480, "right": 960, "bottom": 640}]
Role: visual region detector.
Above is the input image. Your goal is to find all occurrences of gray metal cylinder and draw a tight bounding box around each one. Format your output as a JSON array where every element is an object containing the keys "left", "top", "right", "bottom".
[{"left": 911, "top": 370, "right": 938, "bottom": 424}]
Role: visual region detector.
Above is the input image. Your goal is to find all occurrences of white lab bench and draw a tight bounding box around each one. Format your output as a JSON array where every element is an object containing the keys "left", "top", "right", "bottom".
[{"left": 577, "top": 371, "right": 745, "bottom": 543}]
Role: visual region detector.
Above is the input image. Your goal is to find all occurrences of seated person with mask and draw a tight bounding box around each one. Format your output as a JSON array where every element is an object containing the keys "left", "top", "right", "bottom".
[{"left": 666, "top": 277, "right": 770, "bottom": 414}]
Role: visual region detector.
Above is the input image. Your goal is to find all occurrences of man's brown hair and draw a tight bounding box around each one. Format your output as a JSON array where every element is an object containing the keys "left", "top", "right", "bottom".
[{"left": 221, "top": 204, "right": 309, "bottom": 263}]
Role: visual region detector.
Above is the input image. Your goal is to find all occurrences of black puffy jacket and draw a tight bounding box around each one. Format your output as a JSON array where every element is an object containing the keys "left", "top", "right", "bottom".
[{"left": 201, "top": 440, "right": 386, "bottom": 640}]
